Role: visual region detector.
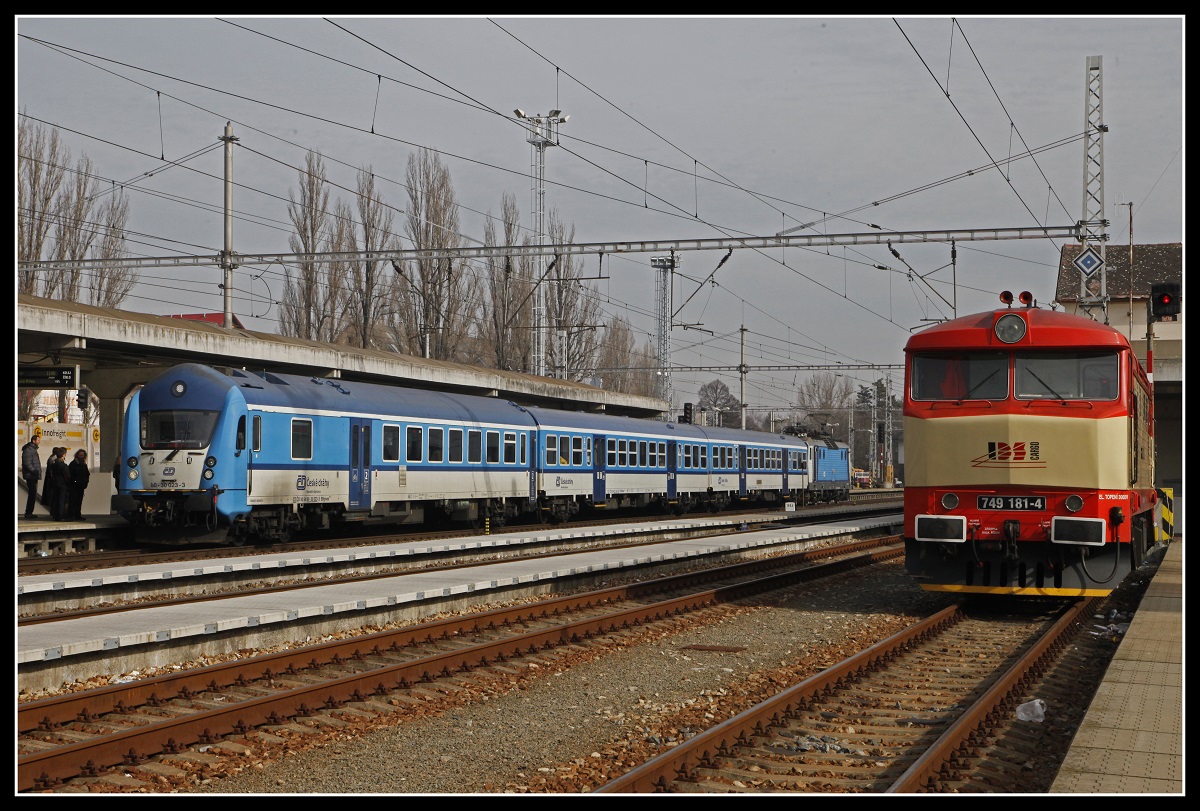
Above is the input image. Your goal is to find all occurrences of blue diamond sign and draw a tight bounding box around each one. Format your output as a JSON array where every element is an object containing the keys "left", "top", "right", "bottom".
[{"left": 1072, "top": 246, "right": 1104, "bottom": 278}]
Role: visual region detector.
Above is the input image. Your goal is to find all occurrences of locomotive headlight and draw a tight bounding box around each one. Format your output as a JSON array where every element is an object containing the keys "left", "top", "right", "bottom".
[
  {"left": 941, "top": 492, "right": 960, "bottom": 510},
  {"left": 128, "top": 469, "right": 140, "bottom": 481},
  {"left": 1065, "top": 494, "right": 1084, "bottom": 513},
  {"left": 202, "top": 468, "right": 215, "bottom": 480},
  {"left": 127, "top": 456, "right": 138, "bottom": 469},
  {"left": 205, "top": 456, "right": 217, "bottom": 468},
  {"left": 171, "top": 380, "right": 187, "bottom": 397},
  {"left": 995, "top": 313, "right": 1027, "bottom": 343}
]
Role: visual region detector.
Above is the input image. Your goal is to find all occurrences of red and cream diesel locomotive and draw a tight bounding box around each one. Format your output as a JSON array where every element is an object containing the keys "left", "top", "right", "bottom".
[{"left": 902, "top": 291, "right": 1157, "bottom": 597}]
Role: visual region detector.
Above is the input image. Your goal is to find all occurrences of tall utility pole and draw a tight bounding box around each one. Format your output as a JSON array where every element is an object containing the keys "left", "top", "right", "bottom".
[
  {"left": 651, "top": 254, "right": 677, "bottom": 410},
  {"left": 219, "top": 122, "right": 239, "bottom": 328},
  {"left": 514, "top": 108, "right": 569, "bottom": 377},
  {"left": 738, "top": 325, "right": 748, "bottom": 429},
  {"left": 1078, "top": 56, "right": 1109, "bottom": 324}
]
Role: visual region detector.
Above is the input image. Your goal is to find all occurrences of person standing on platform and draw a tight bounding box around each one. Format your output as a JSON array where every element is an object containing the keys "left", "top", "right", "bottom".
[
  {"left": 21, "top": 433, "right": 42, "bottom": 519},
  {"left": 68, "top": 448, "right": 91, "bottom": 520},
  {"left": 47, "top": 447, "right": 71, "bottom": 521}
]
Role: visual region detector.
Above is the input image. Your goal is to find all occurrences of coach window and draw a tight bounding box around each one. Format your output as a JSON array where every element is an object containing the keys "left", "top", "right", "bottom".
[
  {"left": 618, "top": 439, "right": 628, "bottom": 467},
  {"left": 505, "top": 432, "right": 518, "bottom": 464},
  {"left": 428, "top": 427, "right": 444, "bottom": 463},
  {"left": 700, "top": 445, "right": 708, "bottom": 468},
  {"left": 407, "top": 426, "right": 423, "bottom": 463},
  {"left": 291, "top": 418, "right": 313, "bottom": 460},
  {"left": 449, "top": 428, "right": 463, "bottom": 464},
  {"left": 487, "top": 431, "right": 501, "bottom": 464},
  {"left": 468, "top": 429, "right": 482, "bottom": 464},
  {"left": 520, "top": 432, "right": 528, "bottom": 465},
  {"left": 572, "top": 436, "right": 584, "bottom": 466},
  {"left": 657, "top": 442, "right": 666, "bottom": 468},
  {"left": 545, "top": 434, "right": 558, "bottom": 466},
  {"left": 383, "top": 425, "right": 400, "bottom": 462},
  {"left": 608, "top": 438, "right": 617, "bottom": 467},
  {"left": 586, "top": 437, "right": 593, "bottom": 466},
  {"left": 637, "top": 440, "right": 647, "bottom": 467}
]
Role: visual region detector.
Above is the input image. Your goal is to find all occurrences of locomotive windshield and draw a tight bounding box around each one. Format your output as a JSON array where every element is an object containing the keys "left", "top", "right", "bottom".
[
  {"left": 1015, "top": 350, "right": 1119, "bottom": 401},
  {"left": 139, "top": 410, "right": 219, "bottom": 450},
  {"left": 910, "top": 352, "right": 1008, "bottom": 401}
]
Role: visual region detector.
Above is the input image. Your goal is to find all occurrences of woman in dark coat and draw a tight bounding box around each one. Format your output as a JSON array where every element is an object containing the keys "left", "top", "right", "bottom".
[
  {"left": 68, "top": 448, "right": 91, "bottom": 520},
  {"left": 47, "top": 447, "right": 71, "bottom": 521}
]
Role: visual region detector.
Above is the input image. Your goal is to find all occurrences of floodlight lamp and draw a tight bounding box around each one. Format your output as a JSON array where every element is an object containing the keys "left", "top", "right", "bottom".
[
  {"left": 514, "top": 109, "right": 526, "bottom": 118},
  {"left": 548, "top": 109, "right": 561, "bottom": 117},
  {"left": 558, "top": 115, "right": 570, "bottom": 123}
]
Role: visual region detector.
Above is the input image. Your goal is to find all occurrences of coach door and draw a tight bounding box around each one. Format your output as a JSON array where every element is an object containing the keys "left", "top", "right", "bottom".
[
  {"left": 739, "top": 445, "right": 748, "bottom": 497},
  {"left": 593, "top": 434, "right": 607, "bottom": 506},
  {"left": 349, "top": 418, "right": 371, "bottom": 510},
  {"left": 666, "top": 440, "right": 678, "bottom": 501}
]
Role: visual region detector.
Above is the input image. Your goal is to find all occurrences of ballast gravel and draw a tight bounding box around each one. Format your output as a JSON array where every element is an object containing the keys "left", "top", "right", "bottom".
[{"left": 177, "top": 563, "right": 953, "bottom": 794}]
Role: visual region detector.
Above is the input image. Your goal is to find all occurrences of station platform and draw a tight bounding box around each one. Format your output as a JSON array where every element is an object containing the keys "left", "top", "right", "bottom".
[
  {"left": 1051, "top": 538, "right": 1184, "bottom": 794},
  {"left": 17, "top": 513, "right": 902, "bottom": 684}
]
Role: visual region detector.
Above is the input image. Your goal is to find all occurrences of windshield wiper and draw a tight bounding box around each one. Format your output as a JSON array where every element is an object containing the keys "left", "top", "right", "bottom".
[
  {"left": 1027, "top": 369, "right": 1065, "bottom": 399},
  {"left": 960, "top": 369, "right": 1001, "bottom": 400}
]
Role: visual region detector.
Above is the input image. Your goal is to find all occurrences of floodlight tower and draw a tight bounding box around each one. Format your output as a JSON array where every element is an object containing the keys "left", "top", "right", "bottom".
[{"left": 514, "top": 108, "right": 569, "bottom": 377}]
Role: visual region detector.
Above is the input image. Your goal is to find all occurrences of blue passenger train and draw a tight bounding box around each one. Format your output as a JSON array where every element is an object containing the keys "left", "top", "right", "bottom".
[{"left": 112, "top": 363, "right": 851, "bottom": 545}]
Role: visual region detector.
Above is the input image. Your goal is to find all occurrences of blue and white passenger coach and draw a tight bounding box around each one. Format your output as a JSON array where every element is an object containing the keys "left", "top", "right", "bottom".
[{"left": 114, "top": 363, "right": 853, "bottom": 545}]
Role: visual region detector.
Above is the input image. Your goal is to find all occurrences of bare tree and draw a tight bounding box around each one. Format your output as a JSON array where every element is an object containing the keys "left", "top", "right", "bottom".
[
  {"left": 593, "top": 315, "right": 637, "bottom": 393},
  {"left": 281, "top": 151, "right": 349, "bottom": 342},
  {"left": 344, "top": 166, "right": 398, "bottom": 350},
  {"left": 543, "top": 211, "right": 602, "bottom": 381},
  {"left": 795, "top": 371, "right": 855, "bottom": 437},
  {"left": 386, "top": 149, "right": 480, "bottom": 360},
  {"left": 697, "top": 379, "right": 741, "bottom": 426},
  {"left": 86, "top": 186, "right": 135, "bottom": 308},
  {"left": 480, "top": 192, "right": 534, "bottom": 370},
  {"left": 17, "top": 116, "right": 67, "bottom": 295}
]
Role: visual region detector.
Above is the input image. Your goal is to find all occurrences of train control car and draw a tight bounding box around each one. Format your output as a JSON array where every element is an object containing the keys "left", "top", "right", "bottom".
[
  {"left": 112, "top": 363, "right": 848, "bottom": 546},
  {"left": 902, "top": 291, "right": 1157, "bottom": 597}
]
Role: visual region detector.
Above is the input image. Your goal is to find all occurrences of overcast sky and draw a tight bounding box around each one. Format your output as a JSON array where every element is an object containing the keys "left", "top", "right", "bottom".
[{"left": 15, "top": 15, "right": 1184, "bottom": 413}]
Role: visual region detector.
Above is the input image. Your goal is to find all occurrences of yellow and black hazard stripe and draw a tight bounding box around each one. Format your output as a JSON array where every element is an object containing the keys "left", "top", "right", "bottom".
[{"left": 1155, "top": 488, "right": 1175, "bottom": 541}]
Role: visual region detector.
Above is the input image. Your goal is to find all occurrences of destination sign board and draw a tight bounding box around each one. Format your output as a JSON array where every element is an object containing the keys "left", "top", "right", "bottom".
[{"left": 18, "top": 365, "right": 79, "bottom": 389}]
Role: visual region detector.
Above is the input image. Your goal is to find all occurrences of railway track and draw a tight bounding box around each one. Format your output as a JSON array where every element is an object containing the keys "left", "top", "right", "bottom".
[
  {"left": 18, "top": 537, "right": 902, "bottom": 792},
  {"left": 595, "top": 598, "right": 1097, "bottom": 793}
]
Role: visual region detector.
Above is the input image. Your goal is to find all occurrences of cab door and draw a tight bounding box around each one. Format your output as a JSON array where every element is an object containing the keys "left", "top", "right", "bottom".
[{"left": 349, "top": 418, "right": 371, "bottom": 509}]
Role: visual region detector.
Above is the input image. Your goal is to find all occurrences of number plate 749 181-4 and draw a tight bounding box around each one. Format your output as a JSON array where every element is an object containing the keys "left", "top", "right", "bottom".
[{"left": 977, "top": 495, "right": 1046, "bottom": 511}]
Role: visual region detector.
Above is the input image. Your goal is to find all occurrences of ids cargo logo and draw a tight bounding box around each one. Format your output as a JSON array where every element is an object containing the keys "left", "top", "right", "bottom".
[
  {"left": 296, "top": 475, "right": 331, "bottom": 490},
  {"left": 971, "top": 441, "right": 1045, "bottom": 469}
]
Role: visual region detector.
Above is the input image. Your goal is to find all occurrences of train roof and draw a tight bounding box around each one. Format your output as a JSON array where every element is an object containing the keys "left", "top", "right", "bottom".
[
  {"left": 523, "top": 405, "right": 709, "bottom": 440},
  {"left": 153, "top": 364, "right": 539, "bottom": 427},
  {"left": 904, "top": 307, "right": 1131, "bottom": 353},
  {"left": 696, "top": 425, "right": 813, "bottom": 447}
]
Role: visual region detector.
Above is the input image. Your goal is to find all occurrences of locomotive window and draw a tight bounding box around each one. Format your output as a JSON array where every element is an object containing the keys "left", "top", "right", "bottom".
[
  {"left": 911, "top": 352, "right": 1008, "bottom": 401},
  {"left": 505, "top": 432, "right": 517, "bottom": 464},
  {"left": 1016, "top": 351, "right": 1119, "bottom": 401},
  {"left": 236, "top": 416, "right": 246, "bottom": 451},
  {"left": 291, "top": 418, "right": 313, "bottom": 460},
  {"left": 468, "top": 429, "right": 482, "bottom": 464},
  {"left": 139, "top": 409, "right": 219, "bottom": 450},
  {"left": 545, "top": 434, "right": 558, "bottom": 466},
  {"left": 573, "top": 436, "right": 584, "bottom": 467},
  {"left": 407, "top": 426, "right": 422, "bottom": 463},
  {"left": 449, "top": 429, "right": 463, "bottom": 464},
  {"left": 608, "top": 438, "right": 617, "bottom": 467},
  {"left": 428, "top": 427, "right": 444, "bottom": 463},
  {"left": 383, "top": 425, "right": 400, "bottom": 462},
  {"left": 252, "top": 415, "right": 261, "bottom": 452},
  {"left": 486, "top": 431, "right": 500, "bottom": 464}
]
